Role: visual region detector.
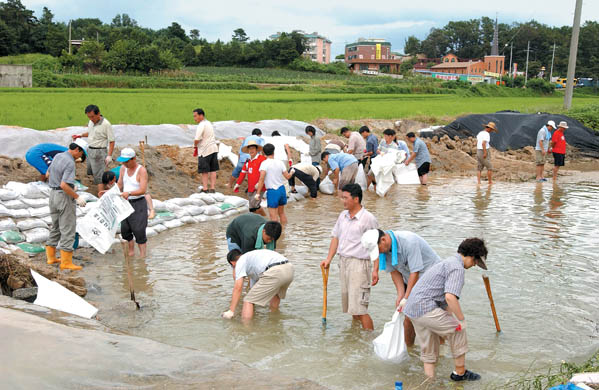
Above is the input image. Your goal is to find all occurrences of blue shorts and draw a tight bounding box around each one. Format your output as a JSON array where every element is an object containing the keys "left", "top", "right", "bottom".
[
  {"left": 266, "top": 185, "right": 287, "bottom": 208},
  {"left": 231, "top": 159, "right": 245, "bottom": 178}
]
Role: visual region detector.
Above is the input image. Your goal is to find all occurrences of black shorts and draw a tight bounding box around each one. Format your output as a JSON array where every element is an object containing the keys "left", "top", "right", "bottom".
[
  {"left": 121, "top": 197, "right": 148, "bottom": 244},
  {"left": 417, "top": 162, "right": 430, "bottom": 176},
  {"left": 553, "top": 153, "right": 565, "bottom": 167},
  {"left": 198, "top": 152, "right": 219, "bottom": 173}
]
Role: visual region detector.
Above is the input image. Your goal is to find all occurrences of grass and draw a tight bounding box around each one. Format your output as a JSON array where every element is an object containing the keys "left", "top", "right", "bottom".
[{"left": 0, "top": 88, "right": 597, "bottom": 130}]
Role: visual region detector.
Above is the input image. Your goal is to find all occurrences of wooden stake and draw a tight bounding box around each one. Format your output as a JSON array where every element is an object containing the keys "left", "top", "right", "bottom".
[
  {"left": 121, "top": 241, "right": 140, "bottom": 310},
  {"left": 482, "top": 275, "right": 500, "bottom": 332},
  {"left": 321, "top": 265, "right": 329, "bottom": 326},
  {"left": 139, "top": 141, "right": 146, "bottom": 167}
]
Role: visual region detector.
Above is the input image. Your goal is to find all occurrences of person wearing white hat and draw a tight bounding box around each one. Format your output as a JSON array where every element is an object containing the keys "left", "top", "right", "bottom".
[
  {"left": 535, "top": 120, "right": 556, "bottom": 181},
  {"left": 549, "top": 121, "right": 568, "bottom": 181},
  {"left": 116, "top": 147, "right": 149, "bottom": 258},
  {"left": 45, "top": 138, "right": 89, "bottom": 270}
]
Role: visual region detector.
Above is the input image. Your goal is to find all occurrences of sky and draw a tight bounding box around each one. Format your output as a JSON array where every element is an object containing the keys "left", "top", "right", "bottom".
[{"left": 22, "top": 0, "right": 599, "bottom": 57}]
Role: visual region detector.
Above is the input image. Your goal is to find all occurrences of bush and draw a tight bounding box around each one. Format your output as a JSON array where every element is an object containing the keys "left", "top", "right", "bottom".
[
  {"left": 527, "top": 78, "right": 554, "bottom": 94},
  {"left": 288, "top": 58, "right": 350, "bottom": 75},
  {"left": 568, "top": 103, "right": 599, "bottom": 131},
  {"left": 58, "top": 50, "right": 83, "bottom": 72}
]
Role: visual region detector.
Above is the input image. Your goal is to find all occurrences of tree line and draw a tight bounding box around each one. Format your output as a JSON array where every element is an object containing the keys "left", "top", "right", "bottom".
[{"left": 403, "top": 17, "right": 599, "bottom": 79}]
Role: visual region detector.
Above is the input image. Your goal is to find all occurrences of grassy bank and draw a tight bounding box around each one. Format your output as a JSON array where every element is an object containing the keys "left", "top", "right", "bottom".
[{"left": 0, "top": 88, "right": 597, "bottom": 130}]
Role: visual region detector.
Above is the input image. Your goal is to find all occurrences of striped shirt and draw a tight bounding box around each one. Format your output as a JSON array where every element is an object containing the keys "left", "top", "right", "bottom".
[{"left": 403, "top": 253, "right": 465, "bottom": 319}]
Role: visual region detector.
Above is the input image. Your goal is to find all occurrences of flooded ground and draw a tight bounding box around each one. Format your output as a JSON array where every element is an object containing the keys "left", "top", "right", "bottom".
[{"left": 78, "top": 175, "right": 599, "bottom": 389}]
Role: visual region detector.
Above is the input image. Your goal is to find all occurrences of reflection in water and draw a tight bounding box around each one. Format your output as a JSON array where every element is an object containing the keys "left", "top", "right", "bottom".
[{"left": 78, "top": 179, "right": 599, "bottom": 390}]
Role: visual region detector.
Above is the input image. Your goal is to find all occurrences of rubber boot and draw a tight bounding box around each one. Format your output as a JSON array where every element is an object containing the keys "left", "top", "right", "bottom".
[
  {"left": 46, "top": 246, "right": 60, "bottom": 265},
  {"left": 59, "top": 250, "right": 82, "bottom": 271}
]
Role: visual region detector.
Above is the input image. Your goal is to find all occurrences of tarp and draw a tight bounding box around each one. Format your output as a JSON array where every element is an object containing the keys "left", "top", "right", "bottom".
[
  {"left": 32, "top": 269, "right": 98, "bottom": 319},
  {"left": 436, "top": 112, "right": 599, "bottom": 157},
  {"left": 0, "top": 120, "right": 324, "bottom": 159}
]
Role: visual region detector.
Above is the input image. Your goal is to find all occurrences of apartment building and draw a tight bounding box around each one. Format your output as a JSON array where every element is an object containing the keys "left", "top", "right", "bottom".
[{"left": 269, "top": 30, "right": 332, "bottom": 64}]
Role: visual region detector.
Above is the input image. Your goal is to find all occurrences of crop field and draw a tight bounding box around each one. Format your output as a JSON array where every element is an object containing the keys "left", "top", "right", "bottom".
[{"left": 1, "top": 88, "right": 597, "bottom": 130}]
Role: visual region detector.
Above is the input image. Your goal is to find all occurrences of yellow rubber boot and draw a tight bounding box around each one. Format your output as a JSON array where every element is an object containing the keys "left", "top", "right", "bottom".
[
  {"left": 46, "top": 246, "right": 60, "bottom": 265},
  {"left": 59, "top": 250, "right": 82, "bottom": 271}
]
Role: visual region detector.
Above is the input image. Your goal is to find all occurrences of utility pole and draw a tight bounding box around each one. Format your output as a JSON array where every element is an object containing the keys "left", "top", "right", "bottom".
[
  {"left": 564, "top": 0, "right": 583, "bottom": 110},
  {"left": 549, "top": 42, "right": 556, "bottom": 81},
  {"left": 525, "top": 41, "right": 530, "bottom": 86},
  {"left": 509, "top": 42, "right": 513, "bottom": 76},
  {"left": 68, "top": 21, "right": 72, "bottom": 54}
]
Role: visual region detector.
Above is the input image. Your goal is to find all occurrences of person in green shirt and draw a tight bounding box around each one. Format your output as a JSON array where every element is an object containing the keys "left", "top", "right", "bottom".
[{"left": 225, "top": 213, "right": 282, "bottom": 255}]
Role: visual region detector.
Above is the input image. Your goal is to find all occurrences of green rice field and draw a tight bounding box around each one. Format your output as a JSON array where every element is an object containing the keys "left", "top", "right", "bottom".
[{"left": 1, "top": 88, "right": 597, "bottom": 130}]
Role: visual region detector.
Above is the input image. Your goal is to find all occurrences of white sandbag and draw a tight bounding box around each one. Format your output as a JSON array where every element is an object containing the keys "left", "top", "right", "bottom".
[
  {"left": 212, "top": 214, "right": 225, "bottom": 220},
  {"left": 224, "top": 209, "right": 238, "bottom": 217},
  {"left": 32, "top": 270, "right": 98, "bottom": 319},
  {"left": 373, "top": 310, "right": 409, "bottom": 363},
  {"left": 163, "top": 219, "right": 184, "bottom": 229},
  {"left": 83, "top": 201, "right": 99, "bottom": 213},
  {"left": 173, "top": 208, "right": 190, "bottom": 218},
  {"left": 355, "top": 166, "right": 367, "bottom": 191},
  {"left": 30, "top": 181, "right": 51, "bottom": 197},
  {"left": 41, "top": 215, "right": 53, "bottom": 226},
  {"left": 370, "top": 153, "right": 397, "bottom": 197},
  {"left": 152, "top": 199, "right": 168, "bottom": 212},
  {"left": 319, "top": 176, "right": 335, "bottom": 195},
  {"left": 3, "top": 199, "right": 26, "bottom": 209},
  {"left": 393, "top": 163, "right": 421, "bottom": 185},
  {"left": 166, "top": 198, "right": 194, "bottom": 207},
  {"left": 16, "top": 218, "right": 48, "bottom": 231},
  {"left": 198, "top": 193, "right": 216, "bottom": 205},
  {"left": 24, "top": 227, "right": 50, "bottom": 243},
  {"left": 10, "top": 208, "right": 30, "bottom": 219},
  {"left": 0, "top": 188, "right": 19, "bottom": 201},
  {"left": 223, "top": 196, "right": 248, "bottom": 208},
  {"left": 152, "top": 223, "right": 167, "bottom": 233},
  {"left": 0, "top": 204, "right": 11, "bottom": 217},
  {"left": 0, "top": 218, "right": 17, "bottom": 231},
  {"left": 184, "top": 205, "right": 205, "bottom": 216},
  {"left": 77, "top": 192, "right": 98, "bottom": 202},
  {"left": 287, "top": 196, "right": 296, "bottom": 203},
  {"left": 20, "top": 197, "right": 49, "bottom": 208},
  {"left": 188, "top": 198, "right": 206, "bottom": 207},
  {"left": 295, "top": 185, "right": 309, "bottom": 197},
  {"left": 203, "top": 205, "right": 222, "bottom": 216},
  {"left": 164, "top": 202, "right": 182, "bottom": 212},
  {"left": 212, "top": 192, "right": 225, "bottom": 202},
  {"left": 30, "top": 206, "right": 50, "bottom": 218},
  {"left": 290, "top": 192, "right": 304, "bottom": 201},
  {"left": 181, "top": 215, "right": 196, "bottom": 224},
  {"left": 5, "top": 181, "right": 45, "bottom": 199},
  {"left": 76, "top": 207, "right": 84, "bottom": 217},
  {"left": 147, "top": 218, "right": 160, "bottom": 227},
  {"left": 193, "top": 215, "right": 208, "bottom": 223},
  {"left": 146, "top": 227, "right": 158, "bottom": 237}
]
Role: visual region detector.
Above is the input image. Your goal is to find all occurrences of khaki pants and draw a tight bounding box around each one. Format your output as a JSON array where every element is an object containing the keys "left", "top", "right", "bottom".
[
  {"left": 476, "top": 149, "right": 492, "bottom": 171},
  {"left": 87, "top": 148, "right": 107, "bottom": 184},
  {"left": 245, "top": 263, "right": 294, "bottom": 307},
  {"left": 338, "top": 256, "right": 371, "bottom": 315},
  {"left": 47, "top": 190, "right": 76, "bottom": 252},
  {"left": 535, "top": 150, "right": 546, "bottom": 165},
  {"left": 410, "top": 308, "right": 468, "bottom": 364},
  {"left": 338, "top": 162, "right": 359, "bottom": 190}
]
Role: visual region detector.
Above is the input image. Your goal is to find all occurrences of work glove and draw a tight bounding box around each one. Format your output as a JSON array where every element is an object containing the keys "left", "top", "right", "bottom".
[
  {"left": 398, "top": 298, "right": 407, "bottom": 312},
  {"left": 288, "top": 159, "right": 293, "bottom": 168},
  {"left": 75, "top": 196, "right": 86, "bottom": 207},
  {"left": 193, "top": 147, "right": 198, "bottom": 157},
  {"left": 221, "top": 310, "right": 234, "bottom": 319},
  {"left": 254, "top": 193, "right": 261, "bottom": 201},
  {"left": 456, "top": 319, "right": 466, "bottom": 332},
  {"left": 72, "top": 134, "right": 81, "bottom": 140},
  {"left": 105, "top": 155, "right": 112, "bottom": 165},
  {"left": 233, "top": 184, "right": 240, "bottom": 193}
]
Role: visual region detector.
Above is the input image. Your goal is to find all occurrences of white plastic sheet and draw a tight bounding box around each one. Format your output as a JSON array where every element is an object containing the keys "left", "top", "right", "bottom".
[
  {"left": 319, "top": 176, "right": 335, "bottom": 195},
  {"left": 373, "top": 310, "right": 409, "bottom": 363},
  {"left": 32, "top": 269, "right": 98, "bottom": 319},
  {"left": 355, "top": 167, "right": 368, "bottom": 191},
  {"left": 370, "top": 153, "right": 398, "bottom": 197},
  {"left": 393, "top": 164, "right": 421, "bottom": 185}
]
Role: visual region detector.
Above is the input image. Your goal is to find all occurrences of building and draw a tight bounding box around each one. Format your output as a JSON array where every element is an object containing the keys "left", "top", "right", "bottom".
[
  {"left": 344, "top": 38, "right": 403, "bottom": 74},
  {"left": 269, "top": 30, "right": 332, "bottom": 64}
]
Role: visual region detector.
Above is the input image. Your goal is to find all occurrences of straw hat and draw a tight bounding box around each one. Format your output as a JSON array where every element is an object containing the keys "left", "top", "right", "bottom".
[
  {"left": 241, "top": 139, "right": 263, "bottom": 153},
  {"left": 557, "top": 121, "right": 569, "bottom": 129},
  {"left": 484, "top": 122, "right": 498, "bottom": 132}
]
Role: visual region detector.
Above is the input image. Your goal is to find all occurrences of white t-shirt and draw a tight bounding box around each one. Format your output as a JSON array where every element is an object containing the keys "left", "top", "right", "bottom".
[
  {"left": 476, "top": 131, "right": 490, "bottom": 150},
  {"left": 194, "top": 119, "right": 218, "bottom": 157},
  {"left": 260, "top": 158, "right": 287, "bottom": 189},
  {"left": 235, "top": 249, "right": 288, "bottom": 285},
  {"left": 291, "top": 162, "right": 320, "bottom": 180}
]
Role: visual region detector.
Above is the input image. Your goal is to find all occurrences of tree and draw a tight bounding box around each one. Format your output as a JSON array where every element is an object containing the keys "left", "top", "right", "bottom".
[
  {"left": 335, "top": 54, "right": 345, "bottom": 60},
  {"left": 232, "top": 28, "right": 248, "bottom": 43},
  {"left": 77, "top": 40, "right": 105, "bottom": 68},
  {"left": 165, "top": 22, "right": 188, "bottom": 42},
  {"left": 0, "top": 0, "right": 38, "bottom": 53},
  {"left": 182, "top": 42, "right": 198, "bottom": 66},
  {"left": 111, "top": 13, "right": 137, "bottom": 27},
  {"left": 421, "top": 28, "right": 449, "bottom": 58},
  {"left": 404, "top": 35, "right": 421, "bottom": 55}
]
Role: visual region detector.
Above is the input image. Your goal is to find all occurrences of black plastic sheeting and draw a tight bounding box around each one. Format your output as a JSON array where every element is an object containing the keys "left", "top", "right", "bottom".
[{"left": 432, "top": 112, "right": 599, "bottom": 157}]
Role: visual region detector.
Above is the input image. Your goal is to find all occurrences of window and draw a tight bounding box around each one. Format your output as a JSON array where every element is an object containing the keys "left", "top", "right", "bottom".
[
  {"left": 360, "top": 64, "right": 368, "bottom": 70},
  {"left": 371, "top": 55, "right": 374, "bottom": 59},
  {"left": 445, "top": 58, "right": 449, "bottom": 62},
  {"left": 495, "top": 60, "right": 498, "bottom": 72},
  {"left": 359, "top": 54, "right": 363, "bottom": 59},
  {"left": 451, "top": 58, "right": 455, "bottom": 62}
]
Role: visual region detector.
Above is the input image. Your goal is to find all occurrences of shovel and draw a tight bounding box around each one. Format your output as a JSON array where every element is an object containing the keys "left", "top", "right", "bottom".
[
  {"left": 121, "top": 241, "right": 140, "bottom": 310},
  {"left": 482, "top": 275, "right": 500, "bottom": 332},
  {"left": 321, "top": 264, "right": 329, "bottom": 327}
]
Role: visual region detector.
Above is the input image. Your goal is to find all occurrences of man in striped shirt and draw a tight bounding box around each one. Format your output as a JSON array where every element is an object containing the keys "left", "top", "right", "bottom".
[{"left": 403, "top": 238, "right": 488, "bottom": 382}]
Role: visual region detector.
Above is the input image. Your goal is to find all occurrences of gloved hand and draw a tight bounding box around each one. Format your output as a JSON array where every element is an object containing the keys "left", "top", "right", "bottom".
[
  {"left": 105, "top": 155, "right": 112, "bottom": 165},
  {"left": 193, "top": 147, "right": 198, "bottom": 157},
  {"left": 456, "top": 319, "right": 466, "bottom": 332},
  {"left": 233, "top": 184, "right": 240, "bottom": 193},
  {"left": 254, "top": 193, "right": 261, "bottom": 201},
  {"left": 288, "top": 160, "right": 293, "bottom": 168},
  {"left": 72, "top": 134, "right": 81, "bottom": 140},
  {"left": 75, "top": 196, "right": 86, "bottom": 207},
  {"left": 398, "top": 298, "right": 407, "bottom": 312},
  {"left": 222, "top": 310, "right": 234, "bottom": 319}
]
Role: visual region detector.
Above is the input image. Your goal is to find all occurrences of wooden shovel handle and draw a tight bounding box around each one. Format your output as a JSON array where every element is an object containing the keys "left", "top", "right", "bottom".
[
  {"left": 321, "top": 265, "right": 329, "bottom": 319},
  {"left": 483, "top": 275, "right": 500, "bottom": 332}
]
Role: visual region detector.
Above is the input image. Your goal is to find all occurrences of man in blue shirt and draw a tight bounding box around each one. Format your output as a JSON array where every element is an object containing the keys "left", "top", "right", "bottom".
[
  {"left": 535, "top": 120, "right": 555, "bottom": 181},
  {"left": 359, "top": 126, "right": 379, "bottom": 163},
  {"left": 228, "top": 128, "right": 264, "bottom": 188},
  {"left": 25, "top": 143, "right": 68, "bottom": 181},
  {"left": 321, "top": 151, "right": 359, "bottom": 194},
  {"left": 405, "top": 132, "right": 432, "bottom": 185}
]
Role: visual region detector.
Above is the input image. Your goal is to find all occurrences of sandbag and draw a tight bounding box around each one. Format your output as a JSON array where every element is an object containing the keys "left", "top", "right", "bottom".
[
  {"left": 224, "top": 209, "right": 238, "bottom": 217},
  {"left": 41, "top": 215, "right": 53, "bottom": 226},
  {"left": 223, "top": 196, "right": 248, "bottom": 208},
  {"left": 188, "top": 198, "right": 206, "bottom": 207},
  {"left": 0, "top": 218, "right": 17, "bottom": 232},
  {"left": 184, "top": 205, "right": 205, "bottom": 216},
  {"left": 163, "top": 219, "right": 184, "bottom": 229},
  {"left": 319, "top": 176, "right": 335, "bottom": 195},
  {"left": 212, "top": 192, "right": 225, "bottom": 202},
  {"left": 393, "top": 164, "right": 421, "bottom": 185},
  {"left": 30, "top": 206, "right": 50, "bottom": 218},
  {"left": 180, "top": 215, "right": 196, "bottom": 224},
  {"left": 0, "top": 230, "right": 26, "bottom": 244},
  {"left": 16, "top": 242, "right": 45, "bottom": 254},
  {"left": 30, "top": 181, "right": 51, "bottom": 197},
  {"left": 9, "top": 208, "right": 30, "bottom": 219},
  {"left": 355, "top": 166, "right": 367, "bottom": 191},
  {"left": 219, "top": 203, "right": 235, "bottom": 211},
  {"left": 295, "top": 185, "right": 309, "bottom": 197},
  {"left": 198, "top": 193, "right": 216, "bottom": 205},
  {"left": 3, "top": 199, "right": 26, "bottom": 210},
  {"left": 152, "top": 223, "right": 167, "bottom": 233},
  {"left": 21, "top": 197, "right": 49, "bottom": 208},
  {"left": 16, "top": 218, "right": 48, "bottom": 231},
  {"left": 173, "top": 208, "right": 190, "bottom": 218},
  {"left": 193, "top": 215, "right": 208, "bottom": 223},
  {"left": 0, "top": 204, "right": 11, "bottom": 217},
  {"left": 146, "top": 227, "right": 158, "bottom": 237},
  {"left": 152, "top": 199, "right": 168, "bottom": 212},
  {"left": 166, "top": 198, "right": 194, "bottom": 207},
  {"left": 24, "top": 227, "right": 50, "bottom": 243},
  {"left": 212, "top": 214, "right": 225, "bottom": 220},
  {"left": 370, "top": 153, "right": 397, "bottom": 197},
  {"left": 373, "top": 310, "right": 409, "bottom": 363},
  {"left": 77, "top": 192, "right": 98, "bottom": 202},
  {"left": 0, "top": 188, "right": 19, "bottom": 201},
  {"left": 5, "top": 181, "right": 46, "bottom": 199},
  {"left": 203, "top": 205, "right": 222, "bottom": 216}
]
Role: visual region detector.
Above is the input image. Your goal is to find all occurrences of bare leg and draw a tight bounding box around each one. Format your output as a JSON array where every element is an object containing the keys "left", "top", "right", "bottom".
[
  {"left": 209, "top": 171, "right": 217, "bottom": 190},
  {"left": 553, "top": 166, "right": 559, "bottom": 181},
  {"left": 540, "top": 164, "right": 545, "bottom": 180},
  {"left": 487, "top": 170, "right": 492, "bottom": 185},
  {"left": 404, "top": 317, "right": 416, "bottom": 347},
  {"left": 127, "top": 240, "right": 135, "bottom": 257},
  {"left": 268, "top": 207, "right": 278, "bottom": 222},
  {"left": 97, "top": 183, "right": 105, "bottom": 197},
  {"left": 424, "top": 363, "right": 436, "bottom": 378},
  {"left": 353, "top": 314, "right": 373, "bottom": 330},
  {"left": 269, "top": 295, "right": 281, "bottom": 311},
  {"left": 138, "top": 243, "right": 147, "bottom": 258},
  {"left": 201, "top": 173, "right": 209, "bottom": 191},
  {"left": 241, "top": 301, "right": 254, "bottom": 320},
  {"left": 277, "top": 205, "right": 287, "bottom": 224},
  {"left": 228, "top": 175, "right": 236, "bottom": 188},
  {"left": 420, "top": 173, "right": 428, "bottom": 185},
  {"left": 454, "top": 354, "right": 466, "bottom": 375},
  {"left": 477, "top": 170, "right": 481, "bottom": 184},
  {"left": 253, "top": 207, "right": 266, "bottom": 216},
  {"left": 535, "top": 165, "right": 542, "bottom": 180},
  {"left": 145, "top": 194, "right": 155, "bottom": 219}
]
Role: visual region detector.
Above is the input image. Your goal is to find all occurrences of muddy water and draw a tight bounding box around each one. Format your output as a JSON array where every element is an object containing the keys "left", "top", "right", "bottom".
[{"left": 81, "top": 177, "right": 599, "bottom": 389}]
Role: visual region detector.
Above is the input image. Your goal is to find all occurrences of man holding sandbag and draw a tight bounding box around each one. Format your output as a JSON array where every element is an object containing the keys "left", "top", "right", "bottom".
[{"left": 403, "top": 238, "right": 488, "bottom": 382}]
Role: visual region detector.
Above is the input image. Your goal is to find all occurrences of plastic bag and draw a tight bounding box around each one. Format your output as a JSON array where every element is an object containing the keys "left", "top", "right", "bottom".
[
  {"left": 319, "top": 176, "right": 335, "bottom": 195},
  {"left": 373, "top": 310, "right": 409, "bottom": 363},
  {"left": 355, "top": 166, "right": 368, "bottom": 191}
]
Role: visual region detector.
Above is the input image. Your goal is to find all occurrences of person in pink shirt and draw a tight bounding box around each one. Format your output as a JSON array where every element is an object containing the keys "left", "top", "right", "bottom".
[{"left": 320, "top": 183, "right": 379, "bottom": 330}]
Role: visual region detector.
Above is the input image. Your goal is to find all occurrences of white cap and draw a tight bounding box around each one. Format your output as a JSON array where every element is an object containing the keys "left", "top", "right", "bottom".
[
  {"left": 73, "top": 138, "right": 88, "bottom": 156},
  {"left": 557, "top": 121, "right": 569, "bottom": 129},
  {"left": 361, "top": 229, "right": 380, "bottom": 261},
  {"left": 547, "top": 120, "right": 556, "bottom": 129},
  {"left": 117, "top": 147, "right": 136, "bottom": 162}
]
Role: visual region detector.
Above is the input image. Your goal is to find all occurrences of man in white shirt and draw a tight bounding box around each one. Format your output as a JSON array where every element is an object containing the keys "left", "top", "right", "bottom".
[
  {"left": 476, "top": 122, "right": 497, "bottom": 185},
  {"left": 193, "top": 108, "right": 219, "bottom": 193},
  {"left": 535, "top": 120, "right": 555, "bottom": 181},
  {"left": 222, "top": 249, "right": 294, "bottom": 321},
  {"left": 255, "top": 143, "right": 293, "bottom": 224}
]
